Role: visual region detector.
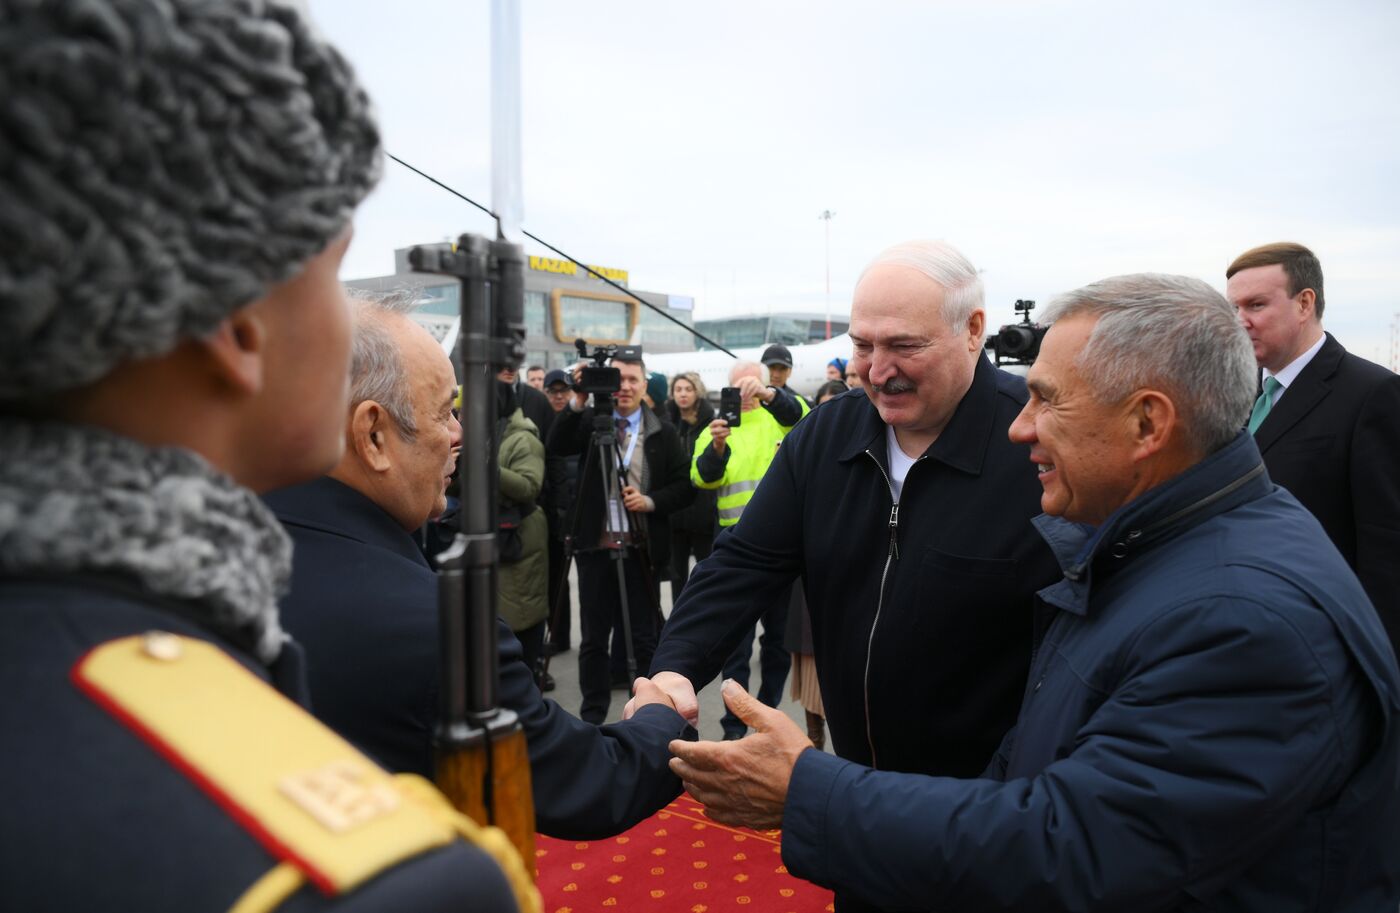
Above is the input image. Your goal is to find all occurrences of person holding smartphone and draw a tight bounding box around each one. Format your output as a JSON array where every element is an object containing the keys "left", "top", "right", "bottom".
[{"left": 691, "top": 361, "right": 806, "bottom": 739}]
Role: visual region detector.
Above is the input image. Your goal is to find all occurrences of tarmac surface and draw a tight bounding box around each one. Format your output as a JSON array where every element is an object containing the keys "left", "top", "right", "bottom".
[{"left": 538, "top": 564, "right": 830, "bottom": 750}]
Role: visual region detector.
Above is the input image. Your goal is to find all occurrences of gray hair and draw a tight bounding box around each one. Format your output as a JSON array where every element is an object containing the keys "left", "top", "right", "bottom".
[
  {"left": 729, "top": 361, "right": 768, "bottom": 385},
  {"left": 347, "top": 289, "right": 422, "bottom": 441},
  {"left": 0, "top": 0, "right": 381, "bottom": 400},
  {"left": 860, "top": 240, "right": 985, "bottom": 335},
  {"left": 1043, "top": 274, "right": 1256, "bottom": 454}
]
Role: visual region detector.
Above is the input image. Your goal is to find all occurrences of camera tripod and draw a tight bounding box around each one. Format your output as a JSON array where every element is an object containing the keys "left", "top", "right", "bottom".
[{"left": 544, "top": 397, "right": 659, "bottom": 697}]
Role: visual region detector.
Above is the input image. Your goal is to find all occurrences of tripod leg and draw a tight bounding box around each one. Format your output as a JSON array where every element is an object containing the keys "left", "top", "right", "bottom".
[{"left": 613, "top": 547, "right": 637, "bottom": 687}]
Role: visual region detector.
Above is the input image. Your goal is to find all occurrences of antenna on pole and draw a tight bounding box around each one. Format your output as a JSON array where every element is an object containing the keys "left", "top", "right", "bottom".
[
  {"left": 818, "top": 210, "right": 836, "bottom": 339},
  {"left": 491, "top": 0, "right": 523, "bottom": 242}
]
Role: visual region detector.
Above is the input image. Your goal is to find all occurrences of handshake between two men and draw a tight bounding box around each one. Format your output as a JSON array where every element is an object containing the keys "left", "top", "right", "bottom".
[{"left": 624, "top": 673, "right": 810, "bottom": 831}]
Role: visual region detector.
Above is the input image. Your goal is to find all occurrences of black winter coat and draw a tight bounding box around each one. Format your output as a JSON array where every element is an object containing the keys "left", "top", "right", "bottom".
[
  {"left": 653, "top": 356, "right": 1061, "bottom": 780},
  {"left": 663, "top": 398, "right": 718, "bottom": 536}
]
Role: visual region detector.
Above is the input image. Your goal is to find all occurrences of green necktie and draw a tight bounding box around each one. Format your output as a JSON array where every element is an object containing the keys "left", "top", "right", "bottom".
[{"left": 1247, "top": 376, "right": 1283, "bottom": 435}]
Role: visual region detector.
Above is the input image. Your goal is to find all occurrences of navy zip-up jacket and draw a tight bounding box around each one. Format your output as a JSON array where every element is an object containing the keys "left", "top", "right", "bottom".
[
  {"left": 781, "top": 432, "right": 1400, "bottom": 911},
  {"left": 265, "top": 477, "right": 694, "bottom": 840}
]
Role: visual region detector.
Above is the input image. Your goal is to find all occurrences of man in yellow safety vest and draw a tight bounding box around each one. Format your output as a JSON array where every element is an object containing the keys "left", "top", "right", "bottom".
[{"left": 691, "top": 361, "right": 806, "bottom": 739}]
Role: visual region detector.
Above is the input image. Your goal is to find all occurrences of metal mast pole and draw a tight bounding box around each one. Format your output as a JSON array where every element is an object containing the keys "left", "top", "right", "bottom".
[
  {"left": 492, "top": 0, "right": 523, "bottom": 243},
  {"left": 819, "top": 209, "right": 835, "bottom": 339}
]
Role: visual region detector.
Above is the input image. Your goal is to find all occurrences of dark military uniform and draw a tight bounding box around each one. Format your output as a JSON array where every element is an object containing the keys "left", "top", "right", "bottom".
[{"left": 0, "top": 575, "right": 525, "bottom": 913}]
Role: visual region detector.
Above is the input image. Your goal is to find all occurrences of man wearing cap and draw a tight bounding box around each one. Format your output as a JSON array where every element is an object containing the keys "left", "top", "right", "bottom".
[
  {"left": 761, "top": 343, "right": 814, "bottom": 415},
  {"left": 542, "top": 368, "right": 578, "bottom": 655},
  {"left": 693, "top": 361, "right": 807, "bottom": 739},
  {"left": 0, "top": 2, "right": 529, "bottom": 910},
  {"left": 543, "top": 368, "right": 575, "bottom": 412}
]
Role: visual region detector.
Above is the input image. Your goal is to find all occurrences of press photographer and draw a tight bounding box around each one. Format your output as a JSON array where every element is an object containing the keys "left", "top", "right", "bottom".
[{"left": 547, "top": 344, "right": 694, "bottom": 724}]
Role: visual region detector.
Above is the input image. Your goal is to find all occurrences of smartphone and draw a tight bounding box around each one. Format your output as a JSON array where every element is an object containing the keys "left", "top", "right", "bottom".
[{"left": 719, "top": 387, "right": 742, "bottom": 427}]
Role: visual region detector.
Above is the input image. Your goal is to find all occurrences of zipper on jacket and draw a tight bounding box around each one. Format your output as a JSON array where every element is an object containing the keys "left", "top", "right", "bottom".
[{"left": 861, "top": 449, "right": 903, "bottom": 769}]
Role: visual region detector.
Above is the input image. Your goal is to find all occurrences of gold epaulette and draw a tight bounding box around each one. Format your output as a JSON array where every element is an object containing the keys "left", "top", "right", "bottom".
[{"left": 72, "top": 632, "right": 540, "bottom": 913}]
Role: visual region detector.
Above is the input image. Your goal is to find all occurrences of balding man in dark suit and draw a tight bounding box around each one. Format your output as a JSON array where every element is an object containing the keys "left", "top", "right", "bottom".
[{"left": 1227, "top": 241, "right": 1400, "bottom": 655}]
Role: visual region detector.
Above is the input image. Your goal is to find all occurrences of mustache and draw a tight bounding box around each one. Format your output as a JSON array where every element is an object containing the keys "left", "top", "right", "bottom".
[{"left": 873, "top": 377, "right": 916, "bottom": 395}]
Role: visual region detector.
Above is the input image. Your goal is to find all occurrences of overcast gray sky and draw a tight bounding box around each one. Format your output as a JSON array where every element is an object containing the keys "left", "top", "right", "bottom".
[{"left": 310, "top": 0, "right": 1400, "bottom": 367}]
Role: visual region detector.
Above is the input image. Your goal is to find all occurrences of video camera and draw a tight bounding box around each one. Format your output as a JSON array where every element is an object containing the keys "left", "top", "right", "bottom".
[
  {"left": 572, "top": 339, "right": 643, "bottom": 397},
  {"left": 985, "top": 299, "right": 1048, "bottom": 367}
]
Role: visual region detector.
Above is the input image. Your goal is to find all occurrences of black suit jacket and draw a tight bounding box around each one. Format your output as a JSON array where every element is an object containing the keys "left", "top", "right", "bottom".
[
  {"left": 1256, "top": 332, "right": 1400, "bottom": 654},
  {"left": 264, "top": 476, "right": 693, "bottom": 839}
]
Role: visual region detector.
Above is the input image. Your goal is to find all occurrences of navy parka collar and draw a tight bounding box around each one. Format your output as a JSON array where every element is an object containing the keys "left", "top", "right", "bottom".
[
  {"left": 263, "top": 476, "right": 431, "bottom": 570},
  {"left": 1033, "top": 431, "right": 1271, "bottom": 616},
  {"left": 836, "top": 354, "right": 1001, "bottom": 476}
]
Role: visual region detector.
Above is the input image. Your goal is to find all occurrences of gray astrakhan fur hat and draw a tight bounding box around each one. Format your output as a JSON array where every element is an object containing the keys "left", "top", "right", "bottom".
[{"left": 0, "top": 0, "right": 382, "bottom": 399}]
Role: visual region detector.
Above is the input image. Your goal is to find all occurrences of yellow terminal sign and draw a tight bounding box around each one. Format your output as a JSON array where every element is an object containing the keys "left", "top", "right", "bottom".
[
  {"left": 528, "top": 255, "right": 627, "bottom": 285},
  {"left": 528, "top": 256, "right": 576, "bottom": 276},
  {"left": 588, "top": 265, "right": 629, "bottom": 283}
]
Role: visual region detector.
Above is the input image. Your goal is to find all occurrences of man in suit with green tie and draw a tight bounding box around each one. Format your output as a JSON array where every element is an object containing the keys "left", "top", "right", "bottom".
[{"left": 1227, "top": 242, "right": 1400, "bottom": 655}]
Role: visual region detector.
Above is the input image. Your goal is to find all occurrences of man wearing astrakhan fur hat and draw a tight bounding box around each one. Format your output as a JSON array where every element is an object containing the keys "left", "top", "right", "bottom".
[{"left": 0, "top": 2, "right": 533, "bottom": 911}]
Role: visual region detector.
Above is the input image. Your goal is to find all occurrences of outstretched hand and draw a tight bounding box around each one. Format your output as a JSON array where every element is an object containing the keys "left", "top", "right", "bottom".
[
  {"left": 668, "top": 679, "right": 811, "bottom": 830},
  {"left": 623, "top": 671, "right": 700, "bottom": 726}
]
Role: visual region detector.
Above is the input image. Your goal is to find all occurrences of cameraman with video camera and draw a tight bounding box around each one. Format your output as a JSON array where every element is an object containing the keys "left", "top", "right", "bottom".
[{"left": 548, "top": 350, "right": 694, "bottom": 724}]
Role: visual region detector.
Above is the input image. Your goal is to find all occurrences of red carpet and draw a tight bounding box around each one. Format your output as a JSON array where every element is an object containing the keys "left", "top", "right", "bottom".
[{"left": 536, "top": 793, "right": 834, "bottom": 912}]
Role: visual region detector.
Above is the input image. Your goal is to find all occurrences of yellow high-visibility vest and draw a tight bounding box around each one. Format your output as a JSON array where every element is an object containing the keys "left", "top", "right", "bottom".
[{"left": 691, "top": 403, "right": 797, "bottom": 527}]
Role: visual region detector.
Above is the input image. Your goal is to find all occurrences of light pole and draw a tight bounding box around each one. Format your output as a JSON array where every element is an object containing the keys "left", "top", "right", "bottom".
[{"left": 818, "top": 209, "right": 835, "bottom": 339}]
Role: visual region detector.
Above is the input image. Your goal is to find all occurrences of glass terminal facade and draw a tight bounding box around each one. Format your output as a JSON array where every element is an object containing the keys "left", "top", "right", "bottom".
[{"left": 346, "top": 246, "right": 695, "bottom": 371}]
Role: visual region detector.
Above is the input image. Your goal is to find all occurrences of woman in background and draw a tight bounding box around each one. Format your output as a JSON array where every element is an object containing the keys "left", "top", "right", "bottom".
[
  {"left": 813, "top": 379, "right": 850, "bottom": 405},
  {"left": 662, "top": 372, "right": 716, "bottom": 603}
]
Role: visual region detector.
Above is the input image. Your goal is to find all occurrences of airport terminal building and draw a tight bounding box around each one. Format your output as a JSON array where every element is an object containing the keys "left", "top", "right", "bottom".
[{"left": 346, "top": 244, "right": 698, "bottom": 370}]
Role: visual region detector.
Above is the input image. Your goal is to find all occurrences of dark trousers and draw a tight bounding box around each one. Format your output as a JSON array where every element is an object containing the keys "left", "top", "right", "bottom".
[
  {"left": 546, "top": 535, "right": 571, "bottom": 648},
  {"left": 516, "top": 620, "right": 545, "bottom": 680},
  {"left": 609, "top": 574, "right": 663, "bottom": 684},
  {"left": 576, "top": 549, "right": 659, "bottom": 724},
  {"left": 720, "top": 597, "right": 792, "bottom": 737},
  {"left": 668, "top": 526, "right": 715, "bottom": 603}
]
